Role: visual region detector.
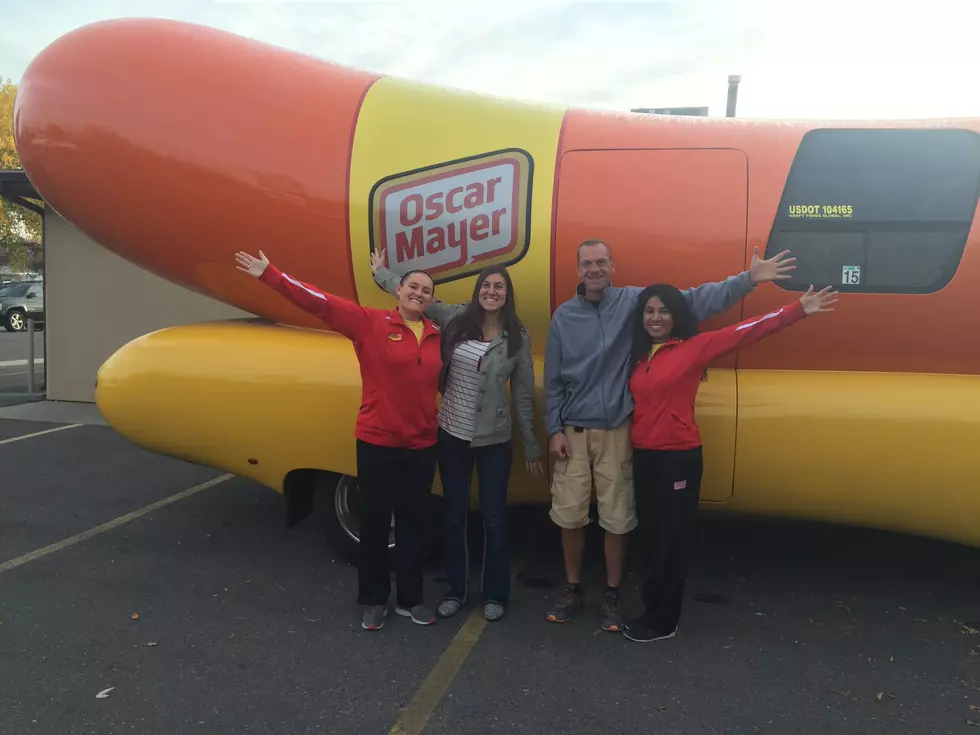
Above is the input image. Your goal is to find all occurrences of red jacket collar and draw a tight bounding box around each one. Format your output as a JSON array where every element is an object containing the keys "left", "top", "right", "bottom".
[{"left": 385, "top": 308, "right": 440, "bottom": 338}]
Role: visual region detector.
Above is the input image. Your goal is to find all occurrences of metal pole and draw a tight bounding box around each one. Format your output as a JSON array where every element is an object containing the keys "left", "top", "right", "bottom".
[
  {"left": 726, "top": 74, "right": 741, "bottom": 118},
  {"left": 27, "top": 315, "right": 35, "bottom": 393}
]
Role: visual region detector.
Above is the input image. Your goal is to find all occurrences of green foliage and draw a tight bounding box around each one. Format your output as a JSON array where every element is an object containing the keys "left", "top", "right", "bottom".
[{"left": 0, "top": 77, "right": 43, "bottom": 274}]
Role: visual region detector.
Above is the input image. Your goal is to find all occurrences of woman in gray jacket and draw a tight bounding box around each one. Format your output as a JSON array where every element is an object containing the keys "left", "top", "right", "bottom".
[{"left": 371, "top": 250, "right": 543, "bottom": 622}]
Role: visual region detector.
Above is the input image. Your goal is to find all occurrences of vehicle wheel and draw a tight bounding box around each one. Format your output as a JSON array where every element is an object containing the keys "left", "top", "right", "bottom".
[
  {"left": 313, "top": 472, "right": 391, "bottom": 565},
  {"left": 5, "top": 309, "right": 26, "bottom": 332},
  {"left": 312, "top": 471, "right": 444, "bottom": 568}
]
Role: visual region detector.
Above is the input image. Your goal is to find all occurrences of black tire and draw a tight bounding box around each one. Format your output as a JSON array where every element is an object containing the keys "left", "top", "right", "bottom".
[
  {"left": 311, "top": 471, "right": 444, "bottom": 568},
  {"left": 4, "top": 309, "right": 26, "bottom": 332}
]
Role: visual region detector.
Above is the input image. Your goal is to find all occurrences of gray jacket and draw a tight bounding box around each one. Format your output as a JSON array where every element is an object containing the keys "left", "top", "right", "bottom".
[
  {"left": 373, "top": 266, "right": 542, "bottom": 459},
  {"left": 544, "top": 273, "right": 756, "bottom": 437}
]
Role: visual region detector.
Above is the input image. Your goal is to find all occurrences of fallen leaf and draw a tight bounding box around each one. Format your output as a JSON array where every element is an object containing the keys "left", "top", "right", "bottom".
[
  {"left": 970, "top": 705, "right": 980, "bottom": 712},
  {"left": 96, "top": 687, "right": 114, "bottom": 699},
  {"left": 914, "top": 618, "right": 928, "bottom": 623},
  {"left": 146, "top": 642, "right": 158, "bottom": 647},
  {"left": 967, "top": 720, "right": 979, "bottom": 728},
  {"left": 898, "top": 606, "right": 907, "bottom": 611},
  {"left": 130, "top": 613, "right": 140, "bottom": 621},
  {"left": 877, "top": 692, "right": 883, "bottom": 701},
  {"left": 889, "top": 656, "right": 895, "bottom": 663}
]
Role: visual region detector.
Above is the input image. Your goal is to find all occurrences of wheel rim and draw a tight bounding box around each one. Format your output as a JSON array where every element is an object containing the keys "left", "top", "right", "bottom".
[
  {"left": 9, "top": 313, "right": 24, "bottom": 331},
  {"left": 334, "top": 475, "right": 395, "bottom": 549}
]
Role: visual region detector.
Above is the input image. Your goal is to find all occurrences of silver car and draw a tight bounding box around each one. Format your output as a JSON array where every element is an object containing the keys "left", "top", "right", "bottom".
[{"left": 0, "top": 281, "right": 44, "bottom": 332}]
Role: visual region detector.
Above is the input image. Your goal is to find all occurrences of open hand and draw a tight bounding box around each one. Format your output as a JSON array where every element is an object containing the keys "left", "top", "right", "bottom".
[
  {"left": 800, "top": 285, "right": 838, "bottom": 315},
  {"left": 370, "top": 248, "right": 386, "bottom": 274},
  {"left": 526, "top": 459, "right": 544, "bottom": 477},
  {"left": 749, "top": 246, "right": 796, "bottom": 285},
  {"left": 235, "top": 250, "right": 270, "bottom": 278}
]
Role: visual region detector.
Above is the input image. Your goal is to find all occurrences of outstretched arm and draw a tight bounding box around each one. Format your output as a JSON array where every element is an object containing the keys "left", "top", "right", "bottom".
[
  {"left": 370, "top": 249, "right": 466, "bottom": 327},
  {"left": 679, "top": 271, "right": 755, "bottom": 322},
  {"left": 688, "top": 285, "right": 838, "bottom": 367},
  {"left": 683, "top": 247, "right": 797, "bottom": 321},
  {"left": 236, "top": 250, "right": 371, "bottom": 342},
  {"left": 623, "top": 247, "right": 797, "bottom": 322}
]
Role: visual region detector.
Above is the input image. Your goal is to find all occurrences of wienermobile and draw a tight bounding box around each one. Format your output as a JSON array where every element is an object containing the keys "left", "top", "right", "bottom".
[{"left": 13, "top": 18, "right": 980, "bottom": 558}]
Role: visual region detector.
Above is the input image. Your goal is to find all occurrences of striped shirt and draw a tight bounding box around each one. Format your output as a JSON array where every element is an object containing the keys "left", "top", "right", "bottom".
[{"left": 439, "top": 339, "right": 493, "bottom": 441}]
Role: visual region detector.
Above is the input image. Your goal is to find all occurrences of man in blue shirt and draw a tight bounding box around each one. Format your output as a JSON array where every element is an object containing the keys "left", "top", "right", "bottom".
[{"left": 544, "top": 239, "right": 795, "bottom": 631}]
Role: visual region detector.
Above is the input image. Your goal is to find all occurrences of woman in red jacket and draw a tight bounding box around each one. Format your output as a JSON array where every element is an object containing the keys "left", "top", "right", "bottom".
[
  {"left": 235, "top": 250, "right": 443, "bottom": 632},
  {"left": 622, "top": 282, "right": 838, "bottom": 643}
]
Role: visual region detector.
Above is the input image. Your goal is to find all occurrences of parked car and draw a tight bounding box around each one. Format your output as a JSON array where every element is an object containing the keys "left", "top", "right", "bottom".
[{"left": 0, "top": 281, "right": 44, "bottom": 332}]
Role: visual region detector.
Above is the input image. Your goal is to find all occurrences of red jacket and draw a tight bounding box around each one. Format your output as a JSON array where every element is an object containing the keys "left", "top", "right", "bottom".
[
  {"left": 259, "top": 264, "right": 443, "bottom": 449},
  {"left": 629, "top": 299, "right": 808, "bottom": 451}
]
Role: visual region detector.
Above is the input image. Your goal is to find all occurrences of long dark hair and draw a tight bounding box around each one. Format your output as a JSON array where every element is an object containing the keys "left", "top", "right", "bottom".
[
  {"left": 630, "top": 284, "right": 698, "bottom": 367},
  {"left": 443, "top": 265, "right": 525, "bottom": 359}
]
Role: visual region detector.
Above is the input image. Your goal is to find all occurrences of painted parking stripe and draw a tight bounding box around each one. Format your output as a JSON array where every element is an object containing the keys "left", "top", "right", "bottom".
[
  {"left": 387, "top": 608, "right": 488, "bottom": 735},
  {"left": 0, "top": 473, "right": 235, "bottom": 573},
  {"left": 386, "top": 563, "right": 526, "bottom": 734},
  {"left": 0, "top": 359, "right": 45, "bottom": 367},
  {"left": 0, "top": 423, "right": 82, "bottom": 445}
]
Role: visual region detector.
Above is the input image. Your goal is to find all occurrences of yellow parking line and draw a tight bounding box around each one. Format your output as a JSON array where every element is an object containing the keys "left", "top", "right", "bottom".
[
  {"left": 388, "top": 607, "right": 488, "bottom": 735},
  {"left": 0, "top": 423, "right": 83, "bottom": 445},
  {"left": 0, "top": 473, "right": 235, "bottom": 573}
]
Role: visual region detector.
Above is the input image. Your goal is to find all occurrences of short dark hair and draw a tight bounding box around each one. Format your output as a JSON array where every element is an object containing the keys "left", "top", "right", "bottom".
[
  {"left": 577, "top": 239, "right": 611, "bottom": 264},
  {"left": 630, "top": 284, "right": 698, "bottom": 367}
]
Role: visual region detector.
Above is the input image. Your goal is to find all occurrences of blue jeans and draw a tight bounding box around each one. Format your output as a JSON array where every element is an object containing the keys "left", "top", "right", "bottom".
[{"left": 437, "top": 428, "right": 513, "bottom": 605}]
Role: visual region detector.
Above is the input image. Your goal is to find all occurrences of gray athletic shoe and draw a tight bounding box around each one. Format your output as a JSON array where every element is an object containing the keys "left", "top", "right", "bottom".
[
  {"left": 396, "top": 604, "right": 436, "bottom": 626},
  {"left": 546, "top": 585, "right": 583, "bottom": 623},
  {"left": 361, "top": 605, "right": 387, "bottom": 631},
  {"left": 484, "top": 602, "right": 505, "bottom": 622},
  {"left": 437, "top": 598, "right": 463, "bottom": 618},
  {"left": 601, "top": 589, "right": 624, "bottom": 632}
]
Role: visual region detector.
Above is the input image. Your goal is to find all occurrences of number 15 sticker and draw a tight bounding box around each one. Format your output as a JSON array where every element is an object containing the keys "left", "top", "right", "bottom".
[{"left": 842, "top": 265, "right": 861, "bottom": 285}]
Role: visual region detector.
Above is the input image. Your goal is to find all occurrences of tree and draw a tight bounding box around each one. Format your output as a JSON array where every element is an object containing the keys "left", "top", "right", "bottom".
[{"left": 0, "top": 77, "right": 43, "bottom": 275}]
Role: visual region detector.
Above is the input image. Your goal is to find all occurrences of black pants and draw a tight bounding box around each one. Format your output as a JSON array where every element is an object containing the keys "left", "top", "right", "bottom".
[
  {"left": 355, "top": 439, "right": 438, "bottom": 609},
  {"left": 437, "top": 429, "right": 513, "bottom": 605},
  {"left": 633, "top": 446, "right": 704, "bottom": 632}
]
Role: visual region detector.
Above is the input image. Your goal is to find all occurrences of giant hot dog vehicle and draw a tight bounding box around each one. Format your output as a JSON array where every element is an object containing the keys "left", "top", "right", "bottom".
[{"left": 13, "top": 18, "right": 980, "bottom": 557}]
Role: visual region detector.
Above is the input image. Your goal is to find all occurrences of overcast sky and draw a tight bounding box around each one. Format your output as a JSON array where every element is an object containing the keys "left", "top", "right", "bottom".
[{"left": 2, "top": 0, "right": 978, "bottom": 120}]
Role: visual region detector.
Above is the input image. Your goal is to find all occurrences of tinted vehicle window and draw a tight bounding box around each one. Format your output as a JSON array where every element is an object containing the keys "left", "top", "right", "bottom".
[
  {"left": 766, "top": 128, "right": 980, "bottom": 294},
  {"left": 0, "top": 284, "right": 30, "bottom": 298}
]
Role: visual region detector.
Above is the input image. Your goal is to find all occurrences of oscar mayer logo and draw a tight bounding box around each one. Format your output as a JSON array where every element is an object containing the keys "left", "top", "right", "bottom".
[{"left": 369, "top": 149, "right": 533, "bottom": 283}]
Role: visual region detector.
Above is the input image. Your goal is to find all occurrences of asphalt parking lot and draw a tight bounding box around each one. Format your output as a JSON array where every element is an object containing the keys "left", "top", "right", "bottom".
[{"left": 2, "top": 412, "right": 979, "bottom": 735}]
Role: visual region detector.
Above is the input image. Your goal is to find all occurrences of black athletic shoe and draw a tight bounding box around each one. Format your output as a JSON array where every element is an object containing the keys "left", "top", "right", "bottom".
[{"left": 622, "top": 618, "right": 677, "bottom": 643}]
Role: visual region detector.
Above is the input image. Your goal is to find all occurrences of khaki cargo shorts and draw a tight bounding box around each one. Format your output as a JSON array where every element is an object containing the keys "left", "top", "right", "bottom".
[{"left": 548, "top": 421, "right": 636, "bottom": 535}]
